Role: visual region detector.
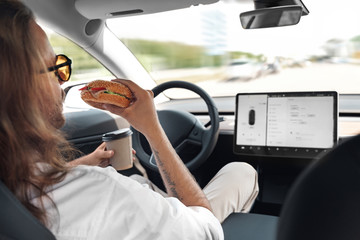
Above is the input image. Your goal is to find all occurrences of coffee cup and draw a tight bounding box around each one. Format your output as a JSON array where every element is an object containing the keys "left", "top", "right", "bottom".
[{"left": 102, "top": 128, "right": 133, "bottom": 170}]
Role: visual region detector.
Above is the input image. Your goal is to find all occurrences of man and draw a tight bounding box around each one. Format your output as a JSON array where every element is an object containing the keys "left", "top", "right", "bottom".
[{"left": 0, "top": 0, "right": 258, "bottom": 239}]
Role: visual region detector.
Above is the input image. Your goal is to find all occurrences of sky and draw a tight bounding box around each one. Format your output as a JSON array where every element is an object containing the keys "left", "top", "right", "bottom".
[{"left": 106, "top": 0, "right": 360, "bottom": 58}]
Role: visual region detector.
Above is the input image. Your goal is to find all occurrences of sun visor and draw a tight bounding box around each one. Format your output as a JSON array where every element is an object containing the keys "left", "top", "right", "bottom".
[{"left": 75, "top": 0, "right": 219, "bottom": 19}]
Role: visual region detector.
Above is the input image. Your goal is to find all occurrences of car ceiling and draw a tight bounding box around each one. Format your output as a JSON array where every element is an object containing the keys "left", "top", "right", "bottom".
[
  {"left": 23, "top": 0, "right": 221, "bottom": 48},
  {"left": 75, "top": 0, "right": 219, "bottom": 19}
]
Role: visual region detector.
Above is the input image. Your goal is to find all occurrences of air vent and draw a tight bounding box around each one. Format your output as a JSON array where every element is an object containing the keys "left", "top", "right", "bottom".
[{"left": 109, "top": 9, "right": 144, "bottom": 17}]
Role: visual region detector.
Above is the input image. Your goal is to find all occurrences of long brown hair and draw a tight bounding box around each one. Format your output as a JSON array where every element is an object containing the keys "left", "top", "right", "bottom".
[{"left": 0, "top": 0, "right": 73, "bottom": 225}]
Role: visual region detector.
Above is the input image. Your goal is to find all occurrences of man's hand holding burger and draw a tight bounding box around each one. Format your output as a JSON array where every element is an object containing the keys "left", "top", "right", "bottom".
[
  {"left": 101, "top": 79, "right": 162, "bottom": 141},
  {"left": 80, "top": 79, "right": 160, "bottom": 138}
]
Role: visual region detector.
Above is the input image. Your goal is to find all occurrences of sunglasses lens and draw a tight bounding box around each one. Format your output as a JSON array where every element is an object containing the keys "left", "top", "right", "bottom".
[{"left": 56, "top": 55, "right": 71, "bottom": 81}]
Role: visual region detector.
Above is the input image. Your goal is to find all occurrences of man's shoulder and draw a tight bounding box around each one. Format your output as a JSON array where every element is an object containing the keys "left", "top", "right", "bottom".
[
  {"left": 47, "top": 165, "right": 128, "bottom": 194},
  {"left": 67, "top": 165, "right": 130, "bottom": 184},
  {"left": 70, "top": 164, "right": 117, "bottom": 176}
]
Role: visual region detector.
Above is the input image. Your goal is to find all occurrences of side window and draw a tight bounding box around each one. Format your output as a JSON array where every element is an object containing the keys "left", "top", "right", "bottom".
[
  {"left": 43, "top": 28, "right": 114, "bottom": 108},
  {"left": 46, "top": 31, "right": 114, "bottom": 83}
]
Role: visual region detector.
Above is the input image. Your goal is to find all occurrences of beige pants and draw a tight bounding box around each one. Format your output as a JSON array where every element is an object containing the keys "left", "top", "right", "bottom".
[{"left": 130, "top": 162, "right": 259, "bottom": 223}]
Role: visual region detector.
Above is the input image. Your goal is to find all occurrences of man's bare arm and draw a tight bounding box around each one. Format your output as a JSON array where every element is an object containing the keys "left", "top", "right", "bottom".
[{"left": 148, "top": 126, "right": 211, "bottom": 210}]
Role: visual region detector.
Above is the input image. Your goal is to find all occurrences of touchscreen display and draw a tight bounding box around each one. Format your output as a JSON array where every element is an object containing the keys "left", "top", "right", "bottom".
[{"left": 234, "top": 92, "right": 338, "bottom": 158}]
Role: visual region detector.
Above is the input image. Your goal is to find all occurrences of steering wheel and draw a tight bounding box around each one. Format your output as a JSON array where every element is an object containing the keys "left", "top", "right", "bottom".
[{"left": 132, "top": 81, "right": 220, "bottom": 172}]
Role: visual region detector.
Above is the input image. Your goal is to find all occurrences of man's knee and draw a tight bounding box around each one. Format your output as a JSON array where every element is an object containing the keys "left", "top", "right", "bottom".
[
  {"left": 223, "top": 162, "right": 258, "bottom": 198},
  {"left": 221, "top": 162, "right": 257, "bottom": 185},
  {"left": 221, "top": 162, "right": 259, "bottom": 212},
  {"left": 206, "top": 162, "right": 259, "bottom": 221}
]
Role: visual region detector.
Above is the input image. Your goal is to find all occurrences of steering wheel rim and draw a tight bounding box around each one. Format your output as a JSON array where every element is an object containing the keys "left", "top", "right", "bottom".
[{"left": 132, "top": 80, "right": 220, "bottom": 172}]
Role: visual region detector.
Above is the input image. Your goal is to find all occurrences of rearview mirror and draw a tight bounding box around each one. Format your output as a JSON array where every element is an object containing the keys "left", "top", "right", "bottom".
[{"left": 240, "top": 6, "right": 303, "bottom": 29}]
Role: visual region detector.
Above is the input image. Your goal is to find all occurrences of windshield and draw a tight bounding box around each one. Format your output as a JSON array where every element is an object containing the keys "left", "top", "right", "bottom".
[{"left": 107, "top": 0, "right": 360, "bottom": 98}]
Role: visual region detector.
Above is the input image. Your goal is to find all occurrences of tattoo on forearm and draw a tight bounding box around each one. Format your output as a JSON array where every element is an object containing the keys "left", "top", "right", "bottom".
[{"left": 153, "top": 149, "right": 182, "bottom": 200}]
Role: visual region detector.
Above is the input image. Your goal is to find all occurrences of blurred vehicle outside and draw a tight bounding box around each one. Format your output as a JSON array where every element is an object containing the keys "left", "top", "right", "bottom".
[{"left": 225, "top": 58, "right": 266, "bottom": 81}]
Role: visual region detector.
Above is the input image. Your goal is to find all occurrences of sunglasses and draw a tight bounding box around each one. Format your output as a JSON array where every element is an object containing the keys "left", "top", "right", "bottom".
[{"left": 47, "top": 54, "right": 72, "bottom": 82}]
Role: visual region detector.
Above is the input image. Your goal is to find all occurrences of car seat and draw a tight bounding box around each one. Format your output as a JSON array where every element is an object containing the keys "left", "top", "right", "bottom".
[
  {"left": 222, "top": 135, "right": 360, "bottom": 240},
  {"left": 0, "top": 180, "right": 56, "bottom": 240},
  {"left": 277, "top": 135, "right": 360, "bottom": 240}
]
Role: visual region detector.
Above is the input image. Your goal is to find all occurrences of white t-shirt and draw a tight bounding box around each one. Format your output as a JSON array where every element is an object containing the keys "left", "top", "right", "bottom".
[{"left": 35, "top": 165, "right": 224, "bottom": 240}]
